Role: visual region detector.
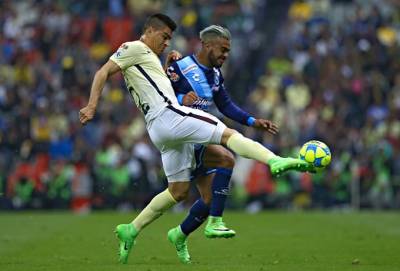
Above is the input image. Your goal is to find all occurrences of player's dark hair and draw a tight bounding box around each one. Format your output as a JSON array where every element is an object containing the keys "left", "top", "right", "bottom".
[{"left": 143, "top": 13, "right": 177, "bottom": 33}]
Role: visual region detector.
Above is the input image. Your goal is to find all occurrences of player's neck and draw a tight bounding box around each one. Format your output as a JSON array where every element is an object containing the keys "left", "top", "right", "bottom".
[
  {"left": 140, "top": 36, "right": 156, "bottom": 55},
  {"left": 195, "top": 51, "right": 212, "bottom": 68}
]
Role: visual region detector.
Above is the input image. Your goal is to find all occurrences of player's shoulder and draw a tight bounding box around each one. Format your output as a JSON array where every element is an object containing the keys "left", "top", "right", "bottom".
[
  {"left": 174, "top": 55, "right": 198, "bottom": 74},
  {"left": 125, "top": 41, "right": 150, "bottom": 52}
]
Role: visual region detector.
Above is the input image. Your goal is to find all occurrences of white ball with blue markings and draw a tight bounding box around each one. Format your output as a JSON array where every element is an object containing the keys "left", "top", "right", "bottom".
[{"left": 299, "top": 140, "right": 331, "bottom": 171}]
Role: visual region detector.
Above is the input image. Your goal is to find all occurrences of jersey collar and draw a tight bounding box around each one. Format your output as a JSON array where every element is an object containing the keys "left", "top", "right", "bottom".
[{"left": 191, "top": 54, "right": 212, "bottom": 71}]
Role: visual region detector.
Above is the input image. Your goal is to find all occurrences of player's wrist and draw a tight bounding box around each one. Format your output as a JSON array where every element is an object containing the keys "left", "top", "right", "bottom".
[
  {"left": 177, "top": 94, "right": 185, "bottom": 105},
  {"left": 247, "top": 117, "right": 256, "bottom": 126}
]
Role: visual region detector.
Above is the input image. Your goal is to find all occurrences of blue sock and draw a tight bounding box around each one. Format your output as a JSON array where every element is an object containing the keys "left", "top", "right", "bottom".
[
  {"left": 180, "top": 199, "right": 210, "bottom": 236},
  {"left": 210, "top": 168, "right": 232, "bottom": 217}
]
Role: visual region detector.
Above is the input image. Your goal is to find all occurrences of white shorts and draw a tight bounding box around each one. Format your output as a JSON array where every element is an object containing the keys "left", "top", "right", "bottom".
[{"left": 146, "top": 104, "right": 226, "bottom": 182}]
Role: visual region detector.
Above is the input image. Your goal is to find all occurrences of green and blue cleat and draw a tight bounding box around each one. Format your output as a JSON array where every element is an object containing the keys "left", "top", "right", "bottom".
[
  {"left": 167, "top": 226, "right": 191, "bottom": 264},
  {"left": 267, "top": 156, "right": 315, "bottom": 176},
  {"left": 204, "top": 216, "right": 236, "bottom": 239},
  {"left": 115, "top": 223, "right": 138, "bottom": 264}
]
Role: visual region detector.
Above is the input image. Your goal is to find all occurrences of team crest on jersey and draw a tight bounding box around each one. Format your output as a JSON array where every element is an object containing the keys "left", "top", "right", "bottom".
[
  {"left": 192, "top": 73, "right": 200, "bottom": 82},
  {"left": 119, "top": 43, "right": 129, "bottom": 50},
  {"left": 169, "top": 72, "right": 180, "bottom": 82},
  {"left": 214, "top": 69, "right": 220, "bottom": 85}
]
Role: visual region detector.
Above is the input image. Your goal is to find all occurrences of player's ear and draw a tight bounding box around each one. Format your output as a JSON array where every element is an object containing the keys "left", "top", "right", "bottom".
[{"left": 145, "top": 26, "right": 154, "bottom": 36}]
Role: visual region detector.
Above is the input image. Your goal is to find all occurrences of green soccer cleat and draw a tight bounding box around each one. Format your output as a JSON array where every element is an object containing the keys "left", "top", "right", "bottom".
[
  {"left": 267, "top": 156, "right": 314, "bottom": 176},
  {"left": 167, "top": 226, "right": 191, "bottom": 264},
  {"left": 204, "top": 216, "right": 236, "bottom": 239},
  {"left": 115, "top": 223, "right": 138, "bottom": 264}
]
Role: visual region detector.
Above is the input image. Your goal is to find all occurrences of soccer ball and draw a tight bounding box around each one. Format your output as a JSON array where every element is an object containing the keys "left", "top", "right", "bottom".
[{"left": 299, "top": 140, "right": 331, "bottom": 171}]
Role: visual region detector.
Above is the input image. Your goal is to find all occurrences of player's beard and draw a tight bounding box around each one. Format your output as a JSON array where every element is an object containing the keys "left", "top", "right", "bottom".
[{"left": 208, "top": 50, "right": 222, "bottom": 68}]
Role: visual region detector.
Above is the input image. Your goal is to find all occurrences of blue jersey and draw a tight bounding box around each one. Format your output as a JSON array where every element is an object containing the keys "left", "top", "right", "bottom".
[{"left": 167, "top": 55, "right": 255, "bottom": 126}]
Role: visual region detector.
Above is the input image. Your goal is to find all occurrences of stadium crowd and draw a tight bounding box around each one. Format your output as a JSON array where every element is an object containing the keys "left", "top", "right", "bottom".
[{"left": 0, "top": 0, "right": 399, "bottom": 211}]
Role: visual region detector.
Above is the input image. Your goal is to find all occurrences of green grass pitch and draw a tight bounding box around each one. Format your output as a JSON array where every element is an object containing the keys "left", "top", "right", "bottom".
[{"left": 0, "top": 211, "right": 399, "bottom": 271}]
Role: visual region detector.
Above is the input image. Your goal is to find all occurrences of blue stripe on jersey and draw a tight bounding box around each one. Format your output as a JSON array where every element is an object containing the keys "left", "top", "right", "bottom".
[{"left": 176, "top": 56, "right": 213, "bottom": 101}]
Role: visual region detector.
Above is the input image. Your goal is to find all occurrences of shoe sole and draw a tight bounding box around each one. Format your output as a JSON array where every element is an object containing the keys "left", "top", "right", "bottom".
[
  {"left": 205, "top": 232, "right": 236, "bottom": 239},
  {"left": 271, "top": 162, "right": 309, "bottom": 176}
]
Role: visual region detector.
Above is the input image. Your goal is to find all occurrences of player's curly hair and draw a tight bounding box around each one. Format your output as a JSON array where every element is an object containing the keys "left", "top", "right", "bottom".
[{"left": 199, "top": 25, "right": 231, "bottom": 42}]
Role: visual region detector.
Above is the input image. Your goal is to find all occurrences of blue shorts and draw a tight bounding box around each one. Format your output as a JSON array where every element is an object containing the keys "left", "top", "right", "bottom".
[{"left": 191, "top": 144, "right": 217, "bottom": 180}]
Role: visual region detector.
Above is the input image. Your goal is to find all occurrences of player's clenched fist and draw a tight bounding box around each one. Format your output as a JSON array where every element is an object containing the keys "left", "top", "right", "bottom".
[
  {"left": 182, "top": 91, "right": 199, "bottom": 106},
  {"left": 79, "top": 105, "right": 96, "bottom": 125},
  {"left": 164, "top": 50, "right": 182, "bottom": 70}
]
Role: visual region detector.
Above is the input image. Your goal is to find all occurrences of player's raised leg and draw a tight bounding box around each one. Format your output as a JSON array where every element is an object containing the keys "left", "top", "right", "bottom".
[{"left": 221, "top": 128, "right": 313, "bottom": 175}]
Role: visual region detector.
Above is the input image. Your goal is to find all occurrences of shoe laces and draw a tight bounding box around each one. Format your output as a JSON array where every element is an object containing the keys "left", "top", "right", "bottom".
[{"left": 214, "top": 220, "right": 229, "bottom": 230}]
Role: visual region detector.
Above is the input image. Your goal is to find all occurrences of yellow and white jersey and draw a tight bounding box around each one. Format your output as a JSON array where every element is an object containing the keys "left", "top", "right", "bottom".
[{"left": 110, "top": 40, "right": 179, "bottom": 121}]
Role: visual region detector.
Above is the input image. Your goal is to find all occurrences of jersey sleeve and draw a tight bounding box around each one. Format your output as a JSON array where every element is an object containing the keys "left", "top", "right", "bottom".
[
  {"left": 166, "top": 61, "right": 193, "bottom": 105},
  {"left": 213, "top": 82, "right": 254, "bottom": 126},
  {"left": 109, "top": 42, "right": 143, "bottom": 70}
]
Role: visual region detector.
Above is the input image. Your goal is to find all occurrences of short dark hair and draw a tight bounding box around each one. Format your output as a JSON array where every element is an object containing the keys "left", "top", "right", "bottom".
[{"left": 143, "top": 13, "right": 177, "bottom": 33}]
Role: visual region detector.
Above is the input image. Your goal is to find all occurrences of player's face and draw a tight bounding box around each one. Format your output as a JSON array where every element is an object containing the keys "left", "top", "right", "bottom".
[
  {"left": 208, "top": 38, "right": 230, "bottom": 68},
  {"left": 147, "top": 26, "right": 172, "bottom": 56}
]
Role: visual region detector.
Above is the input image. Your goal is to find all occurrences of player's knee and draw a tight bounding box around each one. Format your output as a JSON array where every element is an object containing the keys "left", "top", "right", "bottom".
[
  {"left": 201, "top": 193, "right": 212, "bottom": 205},
  {"left": 169, "top": 187, "right": 189, "bottom": 202},
  {"left": 219, "top": 150, "right": 235, "bottom": 169}
]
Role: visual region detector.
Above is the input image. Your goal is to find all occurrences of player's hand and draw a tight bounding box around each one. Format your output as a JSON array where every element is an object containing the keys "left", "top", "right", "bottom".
[
  {"left": 165, "top": 50, "right": 182, "bottom": 68},
  {"left": 182, "top": 91, "right": 199, "bottom": 106},
  {"left": 79, "top": 105, "right": 96, "bottom": 125},
  {"left": 253, "top": 118, "right": 279, "bottom": 135}
]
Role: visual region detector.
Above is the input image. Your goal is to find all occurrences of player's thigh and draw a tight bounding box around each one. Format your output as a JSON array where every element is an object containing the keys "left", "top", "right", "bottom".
[
  {"left": 167, "top": 105, "right": 227, "bottom": 145},
  {"left": 160, "top": 143, "right": 194, "bottom": 182},
  {"left": 203, "top": 144, "right": 235, "bottom": 169},
  {"left": 195, "top": 173, "right": 214, "bottom": 205}
]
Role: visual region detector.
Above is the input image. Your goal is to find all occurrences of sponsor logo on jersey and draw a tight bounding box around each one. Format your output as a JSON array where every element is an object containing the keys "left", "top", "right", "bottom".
[{"left": 182, "top": 64, "right": 197, "bottom": 75}]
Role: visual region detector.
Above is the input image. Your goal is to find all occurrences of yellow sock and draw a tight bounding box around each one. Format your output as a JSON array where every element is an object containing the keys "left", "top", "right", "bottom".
[
  {"left": 132, "top": 189, "right": 177, "bottom": 232},
  {"left": 226, "top": 133, "right": 276, "bottom": 163}
]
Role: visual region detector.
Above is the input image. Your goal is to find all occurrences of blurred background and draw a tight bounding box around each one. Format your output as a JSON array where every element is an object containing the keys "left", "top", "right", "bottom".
[{"left": 1, "top": 0, "right": 399, "bottom": 213}]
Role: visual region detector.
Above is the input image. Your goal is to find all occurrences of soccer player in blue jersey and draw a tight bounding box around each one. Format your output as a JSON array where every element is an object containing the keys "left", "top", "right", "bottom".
[{"left": 165, "top": 25, "right": 281, "bottom": 263}]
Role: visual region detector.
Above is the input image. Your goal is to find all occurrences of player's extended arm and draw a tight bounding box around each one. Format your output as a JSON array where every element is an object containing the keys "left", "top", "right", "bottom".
[
  {"left": 79, "top": 60, "right": 121, "bottom": 125},
  {"left": 214, "top": 86, "right": 279, "bottom": 134}
]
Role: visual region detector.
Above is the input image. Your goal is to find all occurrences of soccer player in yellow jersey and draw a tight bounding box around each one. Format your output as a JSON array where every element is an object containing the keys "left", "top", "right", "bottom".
[{"left": 79, "top": 13, "right": 313, "bottom": 265}]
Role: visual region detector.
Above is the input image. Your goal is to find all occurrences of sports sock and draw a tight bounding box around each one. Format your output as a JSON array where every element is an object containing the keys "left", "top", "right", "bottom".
[
  {"left": 210, "top": 168, "right": 232, "bottom": 217},
  {"left": 180, "top": 199, "right": 210, "bottom": 236},
  {"left": 226, "top": 133, "right": 276, "bottom": 163},
  {"left": 132, "top": 189, "right": 177, "bottom": 232}
]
